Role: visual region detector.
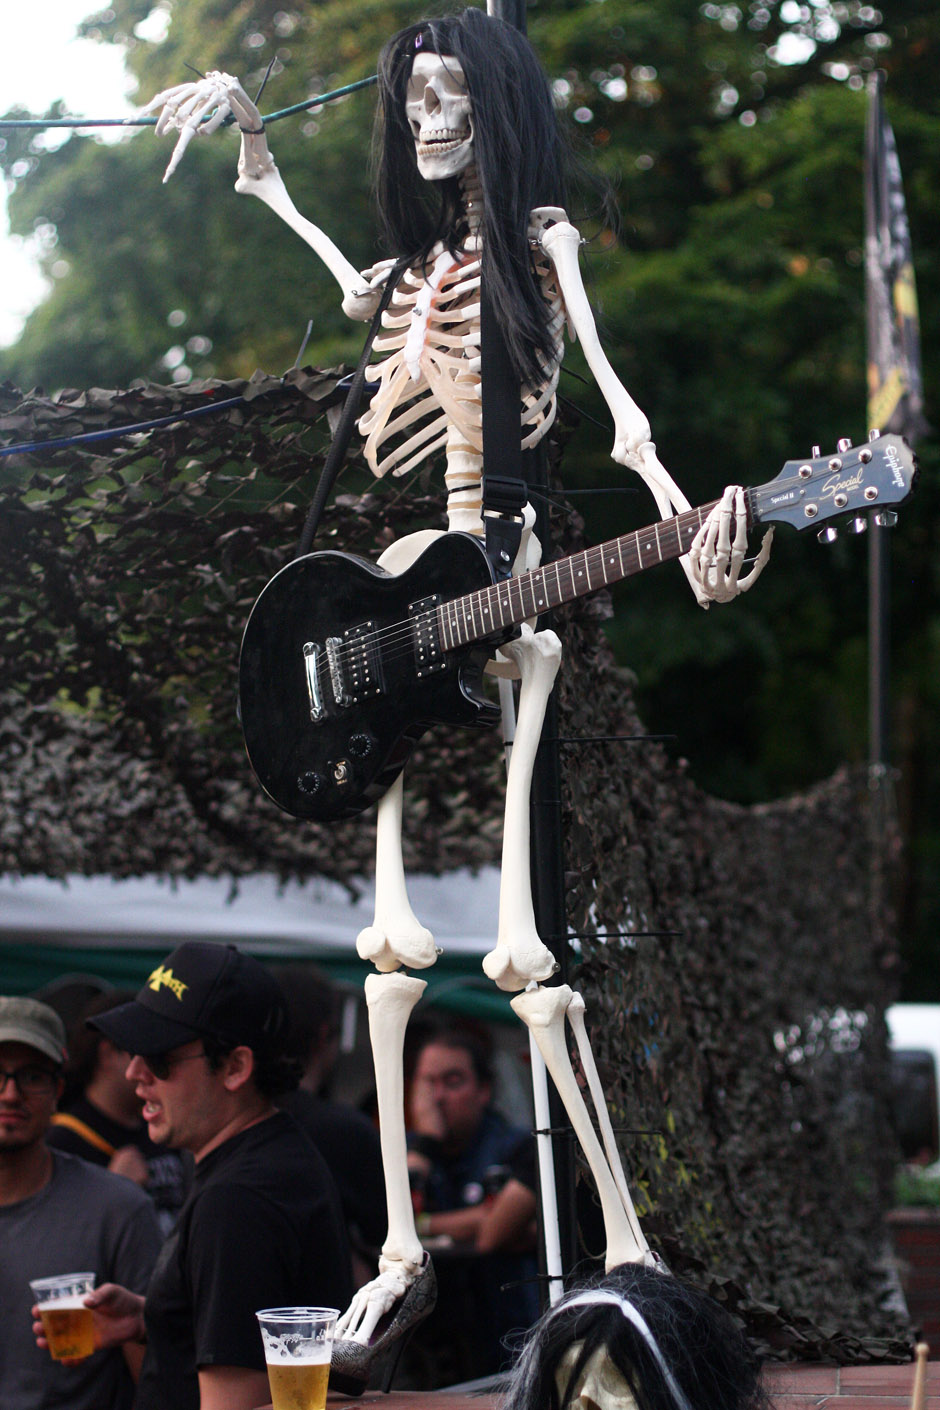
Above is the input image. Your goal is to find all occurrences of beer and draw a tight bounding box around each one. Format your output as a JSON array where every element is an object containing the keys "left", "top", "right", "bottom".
[
  {"left": 256, "top": 1306, "right": 338, "bottom": 1410},
  {"left": 265, "top": 1354, "right": 331, "bottom": 1410},
  {"left": 38, "top": 1296, "right": 96, "bottom": 1361},
  {"left": 30, "top": 1272, "right": 97, "bottom": 1363}
]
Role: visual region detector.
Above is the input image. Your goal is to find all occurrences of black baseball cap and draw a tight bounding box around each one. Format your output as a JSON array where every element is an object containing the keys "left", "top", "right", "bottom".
[{"left": 89, "top": 942, "right": 287, "bottom": 1059}]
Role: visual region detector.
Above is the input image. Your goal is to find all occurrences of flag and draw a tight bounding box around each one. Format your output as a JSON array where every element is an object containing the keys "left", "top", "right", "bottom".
[{"left": 864, "top": 71, "right": 927, "bottom": 442}]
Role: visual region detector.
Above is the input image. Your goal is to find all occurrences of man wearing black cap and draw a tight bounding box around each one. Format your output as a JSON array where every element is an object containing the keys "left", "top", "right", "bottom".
[
  {"left": 1, "top": 995, "right": 161, "bottom": 1410},
  {"left": 83, "top": 942, "right": 353, "bottom": 1410}
]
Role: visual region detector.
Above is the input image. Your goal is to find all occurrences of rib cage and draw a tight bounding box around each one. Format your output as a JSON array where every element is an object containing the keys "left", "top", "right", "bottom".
[{"left": 358, "top": 231, "right": 565, "bottom": 487}]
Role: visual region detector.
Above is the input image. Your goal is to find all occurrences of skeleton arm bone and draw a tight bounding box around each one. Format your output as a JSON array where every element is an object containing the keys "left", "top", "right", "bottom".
[
  {"left": 535, "top": 213, "right": 653, "bottom": 473},
  {"left": 536, "top": 213, "right": 771, "bottom": 605},
  {"left": 235, "top": 130, "right": 377, "bottom": 317},
  {"left": 142, "top": 71, "right": 374, "bottom": 314}
]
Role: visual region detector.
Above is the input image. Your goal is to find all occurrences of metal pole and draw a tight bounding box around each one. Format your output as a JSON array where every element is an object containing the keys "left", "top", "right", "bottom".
[{"left": 487, "top": 0, "right": 579, "bottom": 1291}]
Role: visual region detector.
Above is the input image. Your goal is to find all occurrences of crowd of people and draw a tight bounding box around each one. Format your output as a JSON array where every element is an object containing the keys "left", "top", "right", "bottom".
[{"left": 0, "top": 942, "right": 544, "bottom": 1408}]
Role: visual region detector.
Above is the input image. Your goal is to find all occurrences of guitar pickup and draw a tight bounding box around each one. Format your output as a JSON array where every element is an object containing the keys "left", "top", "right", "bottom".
[
  {"left": 410, "top": 594, "right": 446, "bottom": 678},
  {"left": 326, "top": 621, "right": 383, "bottom": 707}
]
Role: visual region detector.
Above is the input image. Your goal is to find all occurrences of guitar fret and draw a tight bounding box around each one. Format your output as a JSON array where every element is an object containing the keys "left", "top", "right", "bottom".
[
  {"left": 433, "top": 499, "right": 724, "bottom": 656},
  {"left": 470, "top": 590, "right": 484, "bottom": 640},
  {"left": 551, "top": 560, "right": 564, "bottom": 609}
]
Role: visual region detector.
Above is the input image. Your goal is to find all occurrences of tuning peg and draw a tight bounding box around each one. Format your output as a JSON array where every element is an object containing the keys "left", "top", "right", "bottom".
[
  {"left": 868, "top": 427, "right": 882, "bottom": 441},
  {"left": 847, "top": 516, "right": 869, "bottom": 535},
  {"left": 817, "top": 526, "right": 839, "bottom": 544},
  {"left": 837, "top": 437, "right": 853, "bottom": 452},
  {"left": 873, "top": 510, "right": 898, "bottom": 528},
  {"left": 811, "top": 444, "right": 821, "bottom": 458}
]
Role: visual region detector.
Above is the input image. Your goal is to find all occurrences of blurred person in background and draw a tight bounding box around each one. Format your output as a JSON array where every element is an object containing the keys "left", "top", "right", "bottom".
[
  {"left": 274, "top": 965, "right": 387, "bottom": 1283},
  {"left": 46, "top": 990, "right": 190, "bottom": 1233}
]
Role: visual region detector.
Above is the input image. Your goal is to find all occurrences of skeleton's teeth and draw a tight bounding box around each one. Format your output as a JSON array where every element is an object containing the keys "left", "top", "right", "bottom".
[{"left": 417, "top": 130, "right": 469, "bottom": 153}]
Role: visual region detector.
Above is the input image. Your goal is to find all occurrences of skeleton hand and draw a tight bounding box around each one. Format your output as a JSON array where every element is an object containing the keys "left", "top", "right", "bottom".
[
  {"left": 686, "top": 485, "right": 773, "bottom": 607},
  {"left": 138, "top": 70, "right": 263, "bottom": 183}
]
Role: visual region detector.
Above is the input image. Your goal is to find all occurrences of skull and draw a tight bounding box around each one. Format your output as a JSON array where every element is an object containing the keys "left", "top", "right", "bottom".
[
  {"left": 555, "top": 1342, "right": 640, "bottom": 1410},
  {"left": 405, "top": 51, "right": 473, "bottom": 181}
]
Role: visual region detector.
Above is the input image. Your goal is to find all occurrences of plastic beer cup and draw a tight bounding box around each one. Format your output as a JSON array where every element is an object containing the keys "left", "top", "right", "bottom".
[
  {"left": 30, "top": 1272, "right": 97, "bottom": 1361},
  {"left": 256, "top": 1307, "right": 339, "bottom": 1410}
]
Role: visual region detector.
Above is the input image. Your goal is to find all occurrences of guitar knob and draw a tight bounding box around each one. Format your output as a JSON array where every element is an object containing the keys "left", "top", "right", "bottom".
[
  {"left": 297, "top": 770, "right": 323, "bottom": 795},
  {"left": 348, "top": 733, "right": 374, "bottom": 759},
  {"left": 817, "top": 526, "right": 838, "bottom": 544}
]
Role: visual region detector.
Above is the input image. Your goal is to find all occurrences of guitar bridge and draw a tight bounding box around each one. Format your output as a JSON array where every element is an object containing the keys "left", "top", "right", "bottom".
[
  {"left": 410, "top": 594, "right": 446, "bottom": 678},
  {"left": 326, "top": 622, "right": 383, "bottom": 707},
  {"left": 303, "top": 642, "right": 324, "bottom": 721}
]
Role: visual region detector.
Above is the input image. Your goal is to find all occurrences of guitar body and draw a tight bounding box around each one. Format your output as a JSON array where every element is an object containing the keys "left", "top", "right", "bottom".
[{"left": 239, "top": 532, "right": 504, "bottom": 821}]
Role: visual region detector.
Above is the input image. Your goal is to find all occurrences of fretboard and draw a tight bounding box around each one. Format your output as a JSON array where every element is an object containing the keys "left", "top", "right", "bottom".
[{"left": 436, "top": 497, "right": 728, "bottom": 651}]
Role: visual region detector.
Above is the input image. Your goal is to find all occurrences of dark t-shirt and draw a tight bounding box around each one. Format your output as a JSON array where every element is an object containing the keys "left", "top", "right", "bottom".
[
  {"left": 135, "top": 1110, "right": 353, "bottom": 1410},
  {"left": 411, "top": 1109, "right": 540, "bottom": 1372},
  {"left": 47, "top": 1097, "right": 190, "bottom": 1235},
  {"left": 278, "top": 1089, "right": 387, "bottom": 1250},
  {"left": 418, "top": 1106, "right": 530, "bottom": 1212},
  {"left": 0, "top": 1151, "right": 161, "bottom": 1410}
]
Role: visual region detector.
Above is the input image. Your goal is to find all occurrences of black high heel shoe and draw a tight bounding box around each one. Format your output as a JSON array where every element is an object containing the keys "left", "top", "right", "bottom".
[{"left": 330, "top": 1254, "right": 437, "bottom": 1396}]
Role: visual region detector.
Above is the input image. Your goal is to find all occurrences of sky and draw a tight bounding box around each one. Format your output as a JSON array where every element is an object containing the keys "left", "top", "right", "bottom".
[{"left": 0, "top": 1, "right": 150, "bottom": 347}]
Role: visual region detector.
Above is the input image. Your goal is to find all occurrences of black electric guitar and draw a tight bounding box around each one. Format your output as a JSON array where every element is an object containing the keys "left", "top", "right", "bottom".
[{"left": 239, "top": 434, "right": 917, "bottom": 821}]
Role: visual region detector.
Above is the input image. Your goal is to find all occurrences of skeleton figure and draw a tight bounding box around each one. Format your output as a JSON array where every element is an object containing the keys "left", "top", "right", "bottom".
[{"left": 144, "top": 7, "right": 771, "bottom": 1377}]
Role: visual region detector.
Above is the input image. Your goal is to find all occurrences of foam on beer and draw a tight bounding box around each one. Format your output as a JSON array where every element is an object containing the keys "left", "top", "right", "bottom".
[{"left": 263, "top": 1342, "right": 331, "bottom": 1366}]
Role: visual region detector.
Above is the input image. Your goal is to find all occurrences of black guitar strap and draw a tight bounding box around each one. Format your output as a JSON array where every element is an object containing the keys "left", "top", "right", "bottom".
[
  {"left": 295, "top": 258, "right": 409, "bottom": 559},
  {"left": 480, "top": 277, "right": 529, "bottom": 580}
]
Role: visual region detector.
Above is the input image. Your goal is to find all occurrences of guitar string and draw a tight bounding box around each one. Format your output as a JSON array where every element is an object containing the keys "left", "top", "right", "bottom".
[
  {"left": 315, "top": 460, "right": 887, "bottom": 682},
  {"left": 313, "top": 508, "right": 711, "bottom": 687}
]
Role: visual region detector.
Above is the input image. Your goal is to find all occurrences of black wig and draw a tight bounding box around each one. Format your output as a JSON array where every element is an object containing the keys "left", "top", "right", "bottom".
[
  {"left": 503, "top": 1265, "right": 769, "bottom": 1410},
  {"left": 374, "top": 8, "right": 570, "bottom": 389}
]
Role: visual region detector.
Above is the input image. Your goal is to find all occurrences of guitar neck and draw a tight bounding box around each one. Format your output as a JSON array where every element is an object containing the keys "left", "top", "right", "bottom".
[{"left": 437, "top": 493, "right": 738, "bottom": 650}]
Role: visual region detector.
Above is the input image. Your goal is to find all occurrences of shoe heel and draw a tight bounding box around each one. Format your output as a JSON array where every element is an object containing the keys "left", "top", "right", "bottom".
[{"left": 380, "top": 1322, "right": 417, "bottom": 1393}]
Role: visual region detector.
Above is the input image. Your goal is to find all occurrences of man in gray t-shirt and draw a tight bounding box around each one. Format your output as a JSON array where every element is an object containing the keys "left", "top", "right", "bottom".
[{"left": 0, "top": 996, "right": 161, "bottom": 1410}]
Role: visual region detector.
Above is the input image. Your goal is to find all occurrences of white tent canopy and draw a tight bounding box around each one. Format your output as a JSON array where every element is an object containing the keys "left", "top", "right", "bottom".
[{"left": 0, "top": 868, "right": 501, "bottom": 957}]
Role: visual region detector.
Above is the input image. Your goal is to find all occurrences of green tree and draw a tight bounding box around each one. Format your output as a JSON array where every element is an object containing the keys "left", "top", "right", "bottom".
[{"left": 1, "top": 0, "right": 938, "bottom": 993}]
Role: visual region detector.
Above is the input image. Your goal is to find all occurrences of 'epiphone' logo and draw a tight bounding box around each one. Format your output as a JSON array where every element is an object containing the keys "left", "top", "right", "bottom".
[{"left": 884, "top": 442, "right": 907, "bottom": 488}]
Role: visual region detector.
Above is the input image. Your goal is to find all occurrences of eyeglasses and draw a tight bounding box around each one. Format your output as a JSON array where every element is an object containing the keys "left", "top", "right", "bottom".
[
  {"left": 0, "top": 1064, "right": 59, "bottom": 1097},
  {"left": 144, "top": 1050, "right": 209, "bottom": 1081}
]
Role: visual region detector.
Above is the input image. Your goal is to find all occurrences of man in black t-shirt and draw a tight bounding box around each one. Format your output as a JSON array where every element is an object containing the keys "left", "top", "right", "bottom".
[{"left": 69, "top": 942, "right": 354, "bottom": 1410}]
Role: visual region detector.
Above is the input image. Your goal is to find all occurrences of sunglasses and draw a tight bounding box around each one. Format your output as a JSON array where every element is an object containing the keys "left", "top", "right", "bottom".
[
  {"left": 144, "top": 1050, "right": 209, "bottom": 1081},
  {"left": 0, "top": 1064, "right": 59, "bottom": 1097}
]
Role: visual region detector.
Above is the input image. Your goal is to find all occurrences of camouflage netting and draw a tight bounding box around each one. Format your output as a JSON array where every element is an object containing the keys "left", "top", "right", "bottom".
[{"left": 0, "top": 375, "right": 911, "bottom": 1361}]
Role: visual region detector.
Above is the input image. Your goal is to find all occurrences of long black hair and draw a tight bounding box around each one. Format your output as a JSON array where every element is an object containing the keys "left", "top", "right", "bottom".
[
  {"left": 375, "top": 8, "right": 570, "bottom": 389},
  {"left": 504, "top": 1264, "right": 769, "bottom": 1410}
]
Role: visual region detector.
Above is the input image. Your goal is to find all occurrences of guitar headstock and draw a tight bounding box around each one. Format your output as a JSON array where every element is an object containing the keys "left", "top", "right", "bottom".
[{"left": 751, "top": 433, "right": 918, "bottom": 536}]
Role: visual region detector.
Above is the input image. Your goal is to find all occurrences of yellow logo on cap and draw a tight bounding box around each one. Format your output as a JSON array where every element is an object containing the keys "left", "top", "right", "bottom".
[{"left": 147, "top": 965, "right": 188, "bottom": 1000}]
